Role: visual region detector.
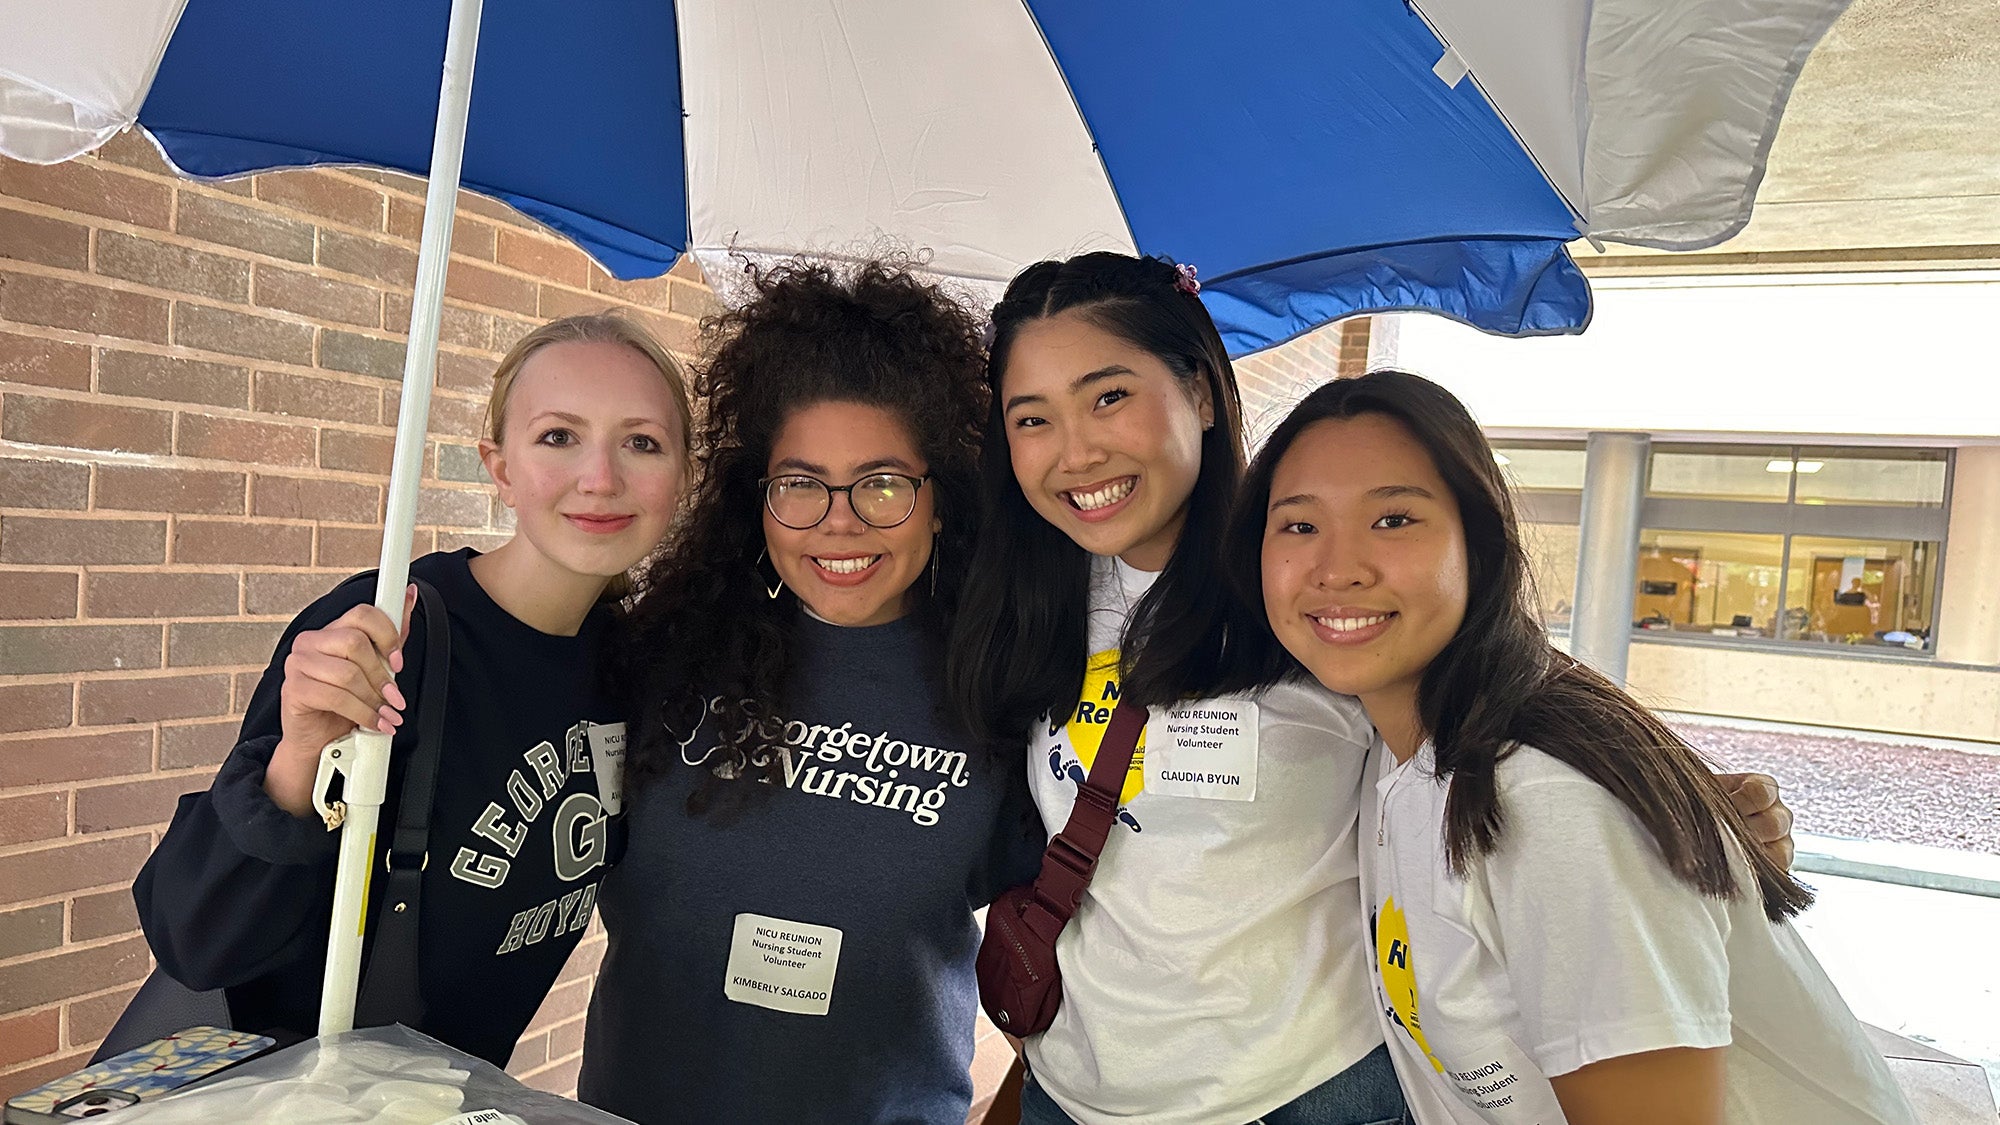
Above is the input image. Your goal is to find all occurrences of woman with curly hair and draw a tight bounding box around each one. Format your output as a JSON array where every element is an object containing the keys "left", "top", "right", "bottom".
[{"left": 578, "top": 258, "right": 1042, "bottom": 1125}]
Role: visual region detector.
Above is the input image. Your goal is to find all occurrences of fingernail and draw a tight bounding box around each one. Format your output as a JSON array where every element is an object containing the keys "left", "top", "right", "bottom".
[
  {"left": 390, "top": 649, "right": 404, "bottom": 673},
  {"left": 384, "top": 682, "right": 407, "bottom": 710},
  {"left": 380, "top": 705, "right": 403, "bottom": 727}
]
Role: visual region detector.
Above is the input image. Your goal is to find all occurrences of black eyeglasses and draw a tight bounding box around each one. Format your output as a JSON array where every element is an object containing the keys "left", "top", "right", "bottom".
[{"left": 758, "top": 472, "right": 930, "bottom": 530}]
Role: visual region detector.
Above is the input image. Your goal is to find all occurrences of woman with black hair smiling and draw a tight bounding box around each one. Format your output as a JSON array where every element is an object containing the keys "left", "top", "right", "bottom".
[
  {"left": 1236, "top": 371, "right": 1912, "bottom": 1125},
  {"left": 578, "top": 258, "right": 1042, "bottom": 1125},
  {"left": 949, "top": 252, "right": 1802, "bottom": 1125}
]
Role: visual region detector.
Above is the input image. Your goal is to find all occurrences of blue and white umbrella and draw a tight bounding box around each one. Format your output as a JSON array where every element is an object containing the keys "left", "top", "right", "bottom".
[
  {"left": 3, "top": 0, "right": 1846, "bottom": 351},
  {"left": 0, "top": 0, "right": 1846, "bottom": 1033}
]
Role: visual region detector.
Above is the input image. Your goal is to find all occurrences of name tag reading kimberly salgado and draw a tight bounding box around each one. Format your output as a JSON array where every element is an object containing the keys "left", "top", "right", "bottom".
[
  {"left": 723, "top": 912, "right": 843, "bottom": 1016},
  {"left": 1146, "top": 700, "right": 1259, "bottom": 801}
]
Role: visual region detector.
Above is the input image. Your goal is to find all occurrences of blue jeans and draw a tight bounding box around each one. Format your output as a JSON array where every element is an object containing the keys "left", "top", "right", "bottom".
[{"left": 1020, "top": 1044, "right": 1407, "bottom": 1125}]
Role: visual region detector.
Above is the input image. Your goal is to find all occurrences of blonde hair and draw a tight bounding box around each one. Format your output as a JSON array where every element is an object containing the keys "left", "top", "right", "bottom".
[
  {"left": 482, "top": 313, "right": 695, "bottom": 603},
  {"left": 484, "top": 312, "right": 694, "bottom": 454}
]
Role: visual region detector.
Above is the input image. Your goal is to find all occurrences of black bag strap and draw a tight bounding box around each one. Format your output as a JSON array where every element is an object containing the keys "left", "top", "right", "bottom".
[
  {"left": 1028, "top": 700, "right": 1148, "bottom": 927},
  {"left": 354, "top": 576, "right": 449, "bottom": 1029}
]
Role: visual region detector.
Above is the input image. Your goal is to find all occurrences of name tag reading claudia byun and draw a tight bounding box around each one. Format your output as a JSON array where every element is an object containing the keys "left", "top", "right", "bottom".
[
  {"left": 1146, "top": 700, "right": 1258, "bottom": 801},
  {"left": 723, "top": 913, "right": 843, "bottom": 1016}
]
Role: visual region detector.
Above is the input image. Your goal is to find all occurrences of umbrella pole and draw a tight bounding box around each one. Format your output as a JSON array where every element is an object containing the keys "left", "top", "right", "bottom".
[{"left": 314, "top": 0, "right": 486, "bottom": 1038}]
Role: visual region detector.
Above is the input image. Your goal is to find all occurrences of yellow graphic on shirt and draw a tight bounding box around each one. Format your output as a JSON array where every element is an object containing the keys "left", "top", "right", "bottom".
[
  {"left": 1061, "top": 648, "right": 1147, "bottom": 806},
  {"left": 1376, "top": 896, "right": 1445, "bottom": 1073}
]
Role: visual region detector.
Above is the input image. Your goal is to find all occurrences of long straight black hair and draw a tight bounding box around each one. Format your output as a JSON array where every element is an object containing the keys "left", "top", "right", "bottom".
[
  {"left": 946, "top": 252, "right": 1259, "bottom": 744},
  {"left": 1224, "top": 371, "right": 1812, "bottom": 921}
]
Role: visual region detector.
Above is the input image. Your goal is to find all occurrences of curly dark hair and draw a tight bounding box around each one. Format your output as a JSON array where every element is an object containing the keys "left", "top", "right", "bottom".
[{"left": 620, "top": 257, "right": 990, "bottom": 816}]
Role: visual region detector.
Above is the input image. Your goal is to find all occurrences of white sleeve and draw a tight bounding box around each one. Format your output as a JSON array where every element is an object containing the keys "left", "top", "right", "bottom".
[{"left": 1475, "top": 772, "right": 1737, "bottom": 1077}]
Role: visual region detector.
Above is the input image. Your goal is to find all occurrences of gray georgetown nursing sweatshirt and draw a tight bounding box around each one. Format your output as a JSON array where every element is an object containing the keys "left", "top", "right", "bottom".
[{"left": 578, "top": 611, "right": 1043, "bottom": 1125}]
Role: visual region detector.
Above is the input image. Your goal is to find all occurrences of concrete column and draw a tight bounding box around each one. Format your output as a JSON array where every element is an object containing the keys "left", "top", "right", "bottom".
[
  {"left": 1936, "top": 445, "right": 2000, "bottom": 666},
  {"left": 1571, "top": 432, "right": 1650, "bottom": 683}
]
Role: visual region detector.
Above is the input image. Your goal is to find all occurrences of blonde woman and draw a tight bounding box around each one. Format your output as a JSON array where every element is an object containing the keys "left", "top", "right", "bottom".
[{"left": 134, "top": 314, "right": 693, "bottom": 1064}]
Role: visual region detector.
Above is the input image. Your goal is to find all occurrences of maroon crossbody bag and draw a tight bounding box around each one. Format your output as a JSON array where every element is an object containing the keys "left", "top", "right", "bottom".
[{"left": 975, "top": 700, "right": 1148, "bottom": 1035}]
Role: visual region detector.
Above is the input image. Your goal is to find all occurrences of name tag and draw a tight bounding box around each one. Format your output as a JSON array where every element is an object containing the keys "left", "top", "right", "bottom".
[
  {"left": 587, "top": 722, "right": 626, "bottom": 814},
  {"left": 723, "top": 913, "right": 843, "bottom": 1016},
  {"left": 1146, "top": 700, "right": 1258, "bottom": 801}
]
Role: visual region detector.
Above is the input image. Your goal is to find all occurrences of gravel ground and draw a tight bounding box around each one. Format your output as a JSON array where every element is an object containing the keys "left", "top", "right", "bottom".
[{"left": 1671, "top": 721, "right": 2000, "bottom": 854}]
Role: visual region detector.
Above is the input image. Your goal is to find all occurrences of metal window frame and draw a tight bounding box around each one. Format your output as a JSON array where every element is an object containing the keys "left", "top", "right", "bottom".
[{"left": 1515, "top": 442, "right": 1957, "bottom": 659}]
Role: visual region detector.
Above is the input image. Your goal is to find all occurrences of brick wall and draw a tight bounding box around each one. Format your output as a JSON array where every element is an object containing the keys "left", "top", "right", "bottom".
[
  {"left": 1235, "top": 317, "right": 1373, "bottom": 445},
  {"left": 0, "top": 133, "right": 714, "bottom": 1101}
]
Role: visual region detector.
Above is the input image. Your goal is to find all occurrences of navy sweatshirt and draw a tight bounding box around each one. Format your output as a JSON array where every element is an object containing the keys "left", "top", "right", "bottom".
[
  {"left": 578, "top": 611, "right": 1042, "bottom": 1125},
  {"left": 133, "top": 549, "right": 624, "bottom": 1066}
]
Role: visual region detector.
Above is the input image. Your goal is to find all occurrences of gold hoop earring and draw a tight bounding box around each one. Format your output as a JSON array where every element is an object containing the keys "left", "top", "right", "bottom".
[{"left": 756, "top": 547, "right": 784, "bottom": 601}]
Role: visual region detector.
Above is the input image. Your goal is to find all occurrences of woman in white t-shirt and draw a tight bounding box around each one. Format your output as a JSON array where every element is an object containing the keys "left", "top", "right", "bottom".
[
  {"left": 1234, "top": 370, "right": 1914, "bottom": 1125},
  {"left": 947, "top": 255, "right": 1795, "bottom": 1125}
]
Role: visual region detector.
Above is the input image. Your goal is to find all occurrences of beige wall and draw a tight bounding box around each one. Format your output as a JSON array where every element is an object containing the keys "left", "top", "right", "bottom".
[
  {"left": 1937, "top": 445, "right": 2000, "bottom": 667},
  {"left": 1626, "top": 641, "right": 2000, "bottom": 743}
]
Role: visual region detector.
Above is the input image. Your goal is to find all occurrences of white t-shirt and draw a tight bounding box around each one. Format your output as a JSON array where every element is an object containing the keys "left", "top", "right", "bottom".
[
  {"left": 1022, "top": 556, "right": 1383, "bottom": 1125},
  {"left": 1362, "top": 739, "right": 1917, "bottom": 1125}
]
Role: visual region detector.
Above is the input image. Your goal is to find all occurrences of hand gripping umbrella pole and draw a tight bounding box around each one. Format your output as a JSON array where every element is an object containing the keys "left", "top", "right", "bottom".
[{"left": 308, "top": 0, "right": 486, "bottom": 1037}]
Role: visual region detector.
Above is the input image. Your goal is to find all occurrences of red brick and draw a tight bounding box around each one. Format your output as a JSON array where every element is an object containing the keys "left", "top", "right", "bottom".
[
  {"left": 316, "top": 228, "right": 415, "bottom": 288},
  {"left": 173, "top": 519, "right": 313, "bottom": 567},
  {"left": 171, "top": 302, "right": 315, "bottom": 365},
  {"left": 443, "top": 261, "right": 539, "bottom": 316},
  {"left": 256, "top": 172, "right": 385, "bottom": 231},
  {"left": 0, "top": 905, "right": 64, "bottom": 960},
  {"left": 0, "top": 458, "right": 89, "bottom": 510},
  {"left": 507, "top": 1031, "right": 549, "bottom": 1073},
  {"left": 0, "top": 624, "right": 161, "bottom": 676},
  {"left": 0, "top": 1009, "right": 60, "bottom": 1072},
  {"left": 586, "top": 271, "right": 671, "bottom": 306},
  {"left": 93, "top": 129, "right": 170, "bottom": 174},
  {"left": 435, "top": 350, "right": 495, "bottom": 394},
  {"left": 0, "top": 935, "right": 150, "bottom": 1016},
  {"left": 76, "top": 774, "right": 206, "bottom": 833},
  {"left": 547, "top": 1016, "right": 587, "bottom": 1060},
  {"left": 383, "top": 292, "right": 492, "bottom": 350},
  {"left": 0, "top": 1050, "right": 96, "bottom": 1106},
  {"left": 159, "top": 719, "right": 240, "bottom": 769},
  {"left": 95, "top": 231, "right": 251, "bottom": 303},
  {"left": 166, "top": 620, "right": 285, "bottom": 667},
  {"left": 0, "top": 572, "right": 77, "bottom": 620},
  {"left": 175, "top": 413, "right": 317, "bottom": 468},
  {"left": 251, "top": 369, "right": 379, "bottom": 423},
  {"left": 629, "top": 308, "right": 697, "bottom": 355},
  {"left": 489, "top": 316, "right": 537, "bottom": 353},
  {"left": 0, "top": 271, "right": 170, "bottom": 344},
  {"left": 434, "top": 530, "right": 506, "bottom": 554},
  {"left": 253, "top": 264, "right": 379, "bottom": 328},
  {"left": 95, "top": 465, "right": 246, "bottom": 515},
  {"left": 0, "top": 727, "right": 153, "bottom": 786},
  {"left": 79, "top": 673, "right": 233, "bottom": 728},
  {"left": 97, "top": 349, "right": 250, "bottom": 410},
  {"left": 0, "top": 394, "right": 173, "bottom": 456},
  {"left": 386, "top": 198, "right": 495, "bottom": 260},
  {"left": 417, "top": 486, "right": 490, "bottom": 528},
  {"left": 537, "top": 284, "right": 613, "bottom": 322},
  {"left": 251, "top": 475, "right": 380, "bottom": 523},
  {"left": 317, "top": 329, "right": 407, "bottom": 381},
  {"left": 423, "top": 394, "right": 489, "bottom": 441},
  {"left": 315, "top": 524, "right": 395, "bottom": 569},
  {"left": 435, "top": 442, "right": 487, "bottom": 483},
  {"left": 502, "top": 231, "right": 592, "bottom": 289},
  {"left": 244, "top": 570, "right": 343, "bottom": 617},
  {"left": 669, "top": 280, "right": 721, "bottom": 320},
  {"left": 0, "top": 160, "right": 171, "bottom": 229},
  {"left": 86, "top": 572, "right": 239, "bottom": 619},
  {"left": 70, "top": 891, "right": 141, "bottom": 945},
  {"left": 0, "top": 516, "right": 167, "bottom": 566},
  {"left": 519, "top": 1054, "right": 582, "bottom": 1097},
  {"left": 0, "top": 208, "right": 89, "bottom": 271},
  {"left": 0, "top": 331, "right": 90, "bottom": 391},
  {"left": 67, "top": 983, "right": 142, "bottom": 1047},
  {"left": 0, "top": 792, "right": 67, "bottom": 846},
  {"left": 318, "top": 428, "right": 393, "bottom": 475},
  {"left": 0, "top": 685, "right": 71, "bottom": 736},
  {"left": 669, "top": 255, "right": 702, "bottom": 282},
  {"left": 176, "top": 192, "right": 315, "bottom": 264}
]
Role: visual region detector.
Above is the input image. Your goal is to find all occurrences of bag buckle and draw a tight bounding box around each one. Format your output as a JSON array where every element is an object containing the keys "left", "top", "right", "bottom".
[{"left": 1033, "top": 833, "right": 1097, "bottom": 917}]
